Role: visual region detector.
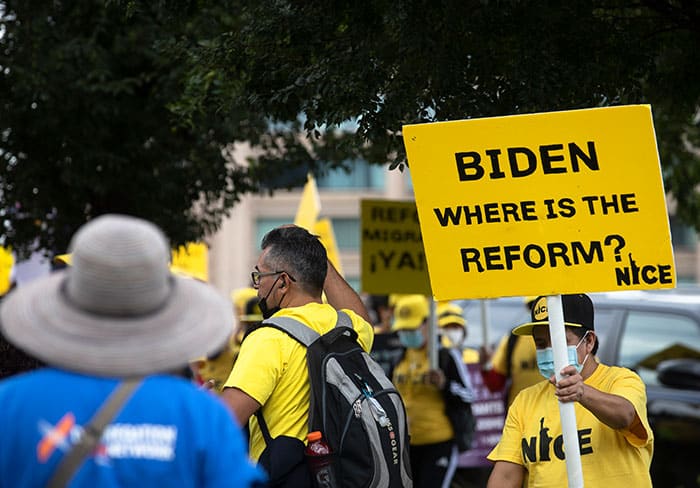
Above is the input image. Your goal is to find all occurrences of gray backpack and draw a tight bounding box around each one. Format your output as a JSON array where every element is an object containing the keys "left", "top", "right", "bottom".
[{"left": 261, "top": 311, "right": 413, "bottom": 488}]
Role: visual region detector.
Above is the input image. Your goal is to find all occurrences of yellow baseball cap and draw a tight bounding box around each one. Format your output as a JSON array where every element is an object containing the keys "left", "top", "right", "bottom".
[
  {"left": 239, "top": 296, "right": 263, "bottom": 323},
  {"left": 437, "top": 302, "right": 466, "bottom": 328},
  {"left": 230, "top": 287, "right": 258, "bottom": 315},
  {"left": 513, "top": 294, "right": 594, "bottom": 336},
  {"left": 393, "top": 295, "right": 429, "bottom": 331}
]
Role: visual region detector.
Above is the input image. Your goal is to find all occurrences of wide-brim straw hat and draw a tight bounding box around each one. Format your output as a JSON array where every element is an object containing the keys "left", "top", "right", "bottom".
[{"left": 0, "top": 214, "right": 232, "bottom": 377}]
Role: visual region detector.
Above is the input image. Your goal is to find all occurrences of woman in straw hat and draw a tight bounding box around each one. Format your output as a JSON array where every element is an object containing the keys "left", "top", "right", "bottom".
[{"left": 0, "top": 214, "right": 265, "bottom": 487}]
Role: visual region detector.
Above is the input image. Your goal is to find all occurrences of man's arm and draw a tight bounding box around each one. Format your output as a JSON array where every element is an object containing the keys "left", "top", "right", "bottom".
[
  {"left": 323, "top": 259, "right": 371, "bottom": 323},
  {"left": 220, "top": 387, "right": 262, "bottom": 427},
  {"left": 554, "top": 365, "right": 640, "bottom": 433},
  {"left": 487, "top": 460, "right": 525, "bottom": 488}
]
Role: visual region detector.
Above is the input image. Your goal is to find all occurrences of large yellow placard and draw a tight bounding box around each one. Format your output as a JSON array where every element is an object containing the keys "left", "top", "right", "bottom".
[
  {"left": 403, "top": 105, "right": 675, "bottom": 300},
  {"left": 361, "top": 199, "right": 431, "bottom": 295}
]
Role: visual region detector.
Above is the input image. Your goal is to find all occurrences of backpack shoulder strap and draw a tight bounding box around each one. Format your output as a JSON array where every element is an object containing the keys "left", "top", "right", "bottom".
[
  {"left": 261, "top": 316, "right": 319, "bottom": 347},
  {"left": 262, "top": 310, "right": 353, "bottom": 347},
  {"left": 255, "top": 310, "right": 351, "bottom": 445},
  {"left": 335, "top": 310, "right": 353, "bottom": 330}
]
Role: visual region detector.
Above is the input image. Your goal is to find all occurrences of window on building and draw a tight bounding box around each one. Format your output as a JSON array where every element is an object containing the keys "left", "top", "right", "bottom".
[
  {"left": 255, "top": 218, "right": 360, "bottom": 251},
  {"left": 254, "top": 218, "right": 289, "bottom": 251},
  {"left": 330, "top": 218, "right": 360, "bottom": 251},
  {"left": 316, "top": 160, "right": 386, "bottom": 190}
]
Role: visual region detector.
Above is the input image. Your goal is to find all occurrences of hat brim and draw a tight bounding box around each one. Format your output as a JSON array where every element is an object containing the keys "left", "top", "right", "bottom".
[
  {"left": 438, "top": 316, "right": 466, "bottom": 328},
  {"left": 0, "top": 271, "right": 233, "bottom": 377},
  {"left": 239, "top": 314, "right": 262, "bottom": 322},
  {"left": 512, "top": 320, "right": 586, "bottom": 336},
  {"left": 393, "top": 318, "right": 423, "bottom": 331}
]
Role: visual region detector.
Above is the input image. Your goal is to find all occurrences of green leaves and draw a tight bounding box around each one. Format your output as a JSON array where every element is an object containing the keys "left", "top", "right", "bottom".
[{"left": 2, "top": 0, "right": 699, "bottom": 258}]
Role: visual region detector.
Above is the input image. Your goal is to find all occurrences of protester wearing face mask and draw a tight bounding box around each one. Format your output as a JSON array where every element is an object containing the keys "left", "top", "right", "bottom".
[
  {"left": 437, "top": 302, "right": 480, "bottom": 364},
  {"left": 487, "top": 294, "right": 653, "bottom": 488},
  {"left": 392, "top": 295, "right": 476, "bottom": 488},
  {"left": 221, "top": 225, "right": 373, "bottom": 487}
]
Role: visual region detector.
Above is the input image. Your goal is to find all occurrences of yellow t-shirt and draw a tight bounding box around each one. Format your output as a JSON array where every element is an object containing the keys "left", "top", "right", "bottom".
[
  {"left": 488, "top": 363, "right": 653, "bottom": 487},
  {"left": 462, "top": 347, "right": 479, "bottom": 364},
  {"left": 225, "top": 303, "right": 373, "bottom": 461},
  {"left": 392, "top": 348, "right": 453, "bottom": 445},
  {"left": 491, "top": 334, "right": 541, "bottom": 406}
]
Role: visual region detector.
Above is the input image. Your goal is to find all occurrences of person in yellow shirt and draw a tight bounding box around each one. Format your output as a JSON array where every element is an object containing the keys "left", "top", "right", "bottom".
[
  {"left": 221, "top": 225, "right": 373, "bottom": 487},
  {"left": 487, "top": 294, "right": 653, "bottom": 487},
  {"left": 480, "top": 296, "right": 541, "bottom": 407},
  {"left": 392, "top": 295, "right": 475, "bottom": 488}
]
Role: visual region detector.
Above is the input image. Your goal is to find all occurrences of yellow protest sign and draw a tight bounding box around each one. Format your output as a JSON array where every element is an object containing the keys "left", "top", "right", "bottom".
[
  {"left": 361, "top": 199, "right": 431, "bottom": 295},
  {"left": 403, "top": 105, "right": 675, "bottom": 300}
]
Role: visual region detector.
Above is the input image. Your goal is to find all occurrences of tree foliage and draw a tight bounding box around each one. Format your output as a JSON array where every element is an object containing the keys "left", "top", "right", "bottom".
[
  {"left": 2, "top": 0, "right": 700, "bottom": 257},
  {"left": 164, "top": 0, "right": 700, "bottom": 222},
  {"left": 0, "top": 1, "right": 261, "bottom": 256}
]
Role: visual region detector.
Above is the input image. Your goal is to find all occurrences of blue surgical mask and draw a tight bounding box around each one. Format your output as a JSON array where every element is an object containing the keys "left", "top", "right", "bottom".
[
  {"left": 536, "top": 332, "right": 590, "bottom": 379},
  {"left": 398, "top": 329, "right": 424, "bottom": 349}
]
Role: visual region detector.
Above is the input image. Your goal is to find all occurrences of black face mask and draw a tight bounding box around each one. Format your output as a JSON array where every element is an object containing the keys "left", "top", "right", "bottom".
[{"left": 258, "top": 274, "right": 283, "bottom": 319}]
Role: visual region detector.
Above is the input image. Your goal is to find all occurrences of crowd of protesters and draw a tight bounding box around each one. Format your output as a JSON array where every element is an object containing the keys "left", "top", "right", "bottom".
[{"left": 0, "top": 219, "right": 653, "bottom": 488}]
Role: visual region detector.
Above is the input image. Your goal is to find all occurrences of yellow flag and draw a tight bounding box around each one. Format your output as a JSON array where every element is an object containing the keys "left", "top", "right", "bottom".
[
  {"left": 0, "top": 246, "right": 15, "bottom": 295},
  {"left": 294, "top": 174, "right": 321, "bottom": 231},
  {"left": 170, "top": 242, "right": 209, "bottom": 282},
  {"left": 314, "top": 218, "right": 343, "bottom": 275}
]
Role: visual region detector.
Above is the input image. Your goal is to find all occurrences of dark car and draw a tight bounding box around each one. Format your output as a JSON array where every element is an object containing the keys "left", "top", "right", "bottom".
[
  {"left": 591, "top": 290, "right": 700, "bottom": 488},
  {"left": 457, "top": 290, "right": 700, "bottom": 487}
]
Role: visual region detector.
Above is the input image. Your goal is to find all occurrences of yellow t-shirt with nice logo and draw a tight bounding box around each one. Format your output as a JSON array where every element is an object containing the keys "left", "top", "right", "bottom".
[
  {"left": 488, "top": 363, "right": 653, "bottom": 487},
  {"left": 392, "top": 348, "right": 453, "bottom": 445}
]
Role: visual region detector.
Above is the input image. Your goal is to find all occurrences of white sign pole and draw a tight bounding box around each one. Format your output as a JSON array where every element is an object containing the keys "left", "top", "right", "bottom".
[
  {"left": 428, "top": 298, "right": 438, "bottom": 369},
  {"left": 547, "top": 295, "right": 584, "bottom": 488},
  {"left": 480, "top": 299, "right": 491, "bottom": 347}
]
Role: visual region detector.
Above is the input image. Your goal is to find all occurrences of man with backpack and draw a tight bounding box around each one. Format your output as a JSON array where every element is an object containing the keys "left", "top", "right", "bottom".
[{"left": 222, "top": 225, "right": 412, "bottom": 487}]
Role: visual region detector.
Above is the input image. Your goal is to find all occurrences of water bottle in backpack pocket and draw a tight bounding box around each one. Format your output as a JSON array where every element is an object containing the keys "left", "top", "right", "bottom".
[{"left": 305, "top": 431, "right": 338, "bottom": 488}]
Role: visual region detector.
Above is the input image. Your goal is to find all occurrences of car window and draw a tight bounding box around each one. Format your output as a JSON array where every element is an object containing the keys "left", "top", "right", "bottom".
[
  {"left": 619, "top": 311, "right": 700, "bottom": 371},
  {"left": 591, "top": 308, "right": 616, "bottom": 345}
]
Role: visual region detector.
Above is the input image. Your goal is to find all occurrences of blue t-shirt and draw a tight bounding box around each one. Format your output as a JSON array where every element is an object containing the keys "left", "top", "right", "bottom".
[{"left": 0, "top": 368, "right": 265, "bottom": 487}]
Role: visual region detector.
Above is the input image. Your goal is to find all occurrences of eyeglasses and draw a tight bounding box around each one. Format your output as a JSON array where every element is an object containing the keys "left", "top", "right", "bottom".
[{"left": 251, "top": 270, "right": 296, "bottom": 287}]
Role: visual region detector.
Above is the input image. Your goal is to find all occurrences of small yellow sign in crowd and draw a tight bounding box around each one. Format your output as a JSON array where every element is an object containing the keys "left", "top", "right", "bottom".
[{"left": 360, "top": 199, "right": 431, "bottom": 295}]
